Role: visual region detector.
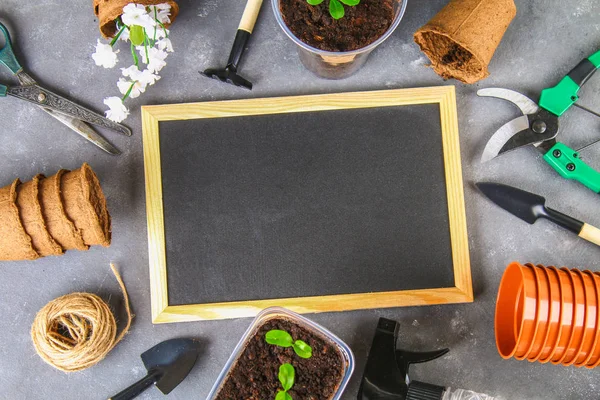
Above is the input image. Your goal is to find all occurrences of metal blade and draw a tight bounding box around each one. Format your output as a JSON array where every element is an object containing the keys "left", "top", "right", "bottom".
[
  {"left": 7, "top": 84, "right": 132, "bottom": 136},
  {"left": 477, "top": 88, "right": 540, "bottom": 115},
  {"left": 476, "top": 182, "right": 546, "bottom": 225},
  {"left": 141, "top": 338, "right": 200, "bottom": 395},
  {"left": 41, "top": 107, "right": 120, "bottom": 155},
  {"left": 481, "top": 116, "right": 531, "bottom": 162}
]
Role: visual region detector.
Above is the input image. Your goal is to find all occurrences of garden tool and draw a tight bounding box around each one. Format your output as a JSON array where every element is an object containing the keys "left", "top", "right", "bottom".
[
  {"left": 477, "top": 182, "right": 600, "bottom": 247},
  {"left": 0, "top": 22, "right": 131, "bottom": 155},
  {"left": 200, "top": 0, "right": 263, "bottom": 90},
  {"left": 358, "top": 318, "right": 498, "bottom": 400},
  {"left": 109, "top": 338, "right": 200, "bottom": 400},
  {"left": 478, "top": 50, "right": 600, "bottom": 194}
]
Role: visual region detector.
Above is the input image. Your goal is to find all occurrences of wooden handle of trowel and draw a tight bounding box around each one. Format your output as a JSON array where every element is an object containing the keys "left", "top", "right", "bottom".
[
  {"left": 239, "top": 0, "right": 263, "bottom": 33},
  {"left": 580, "top": 223, "right": 600, "bottom": 247}
]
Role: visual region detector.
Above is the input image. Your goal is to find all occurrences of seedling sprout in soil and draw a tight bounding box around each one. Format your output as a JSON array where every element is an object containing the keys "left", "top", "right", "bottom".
[
  {"left": 266, "top": 329, "right": 313, "bottom": 399},
  {"left": 306, "top": 0, "right": 360, "bottom": 20},
  {"left": 276, "top": 363, "right": 295, "bottom": 400},
  {"left": 265, "top": 329, "right": 313, "bottom": 358}
]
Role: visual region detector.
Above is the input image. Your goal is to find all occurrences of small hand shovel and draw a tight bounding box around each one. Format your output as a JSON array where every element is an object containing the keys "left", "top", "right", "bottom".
[
  {"left": 201, "top": 0, "right": 263, "bottom": 90},
  {"left": 109, "top": 338, "right": 200, "bottom": 400}
]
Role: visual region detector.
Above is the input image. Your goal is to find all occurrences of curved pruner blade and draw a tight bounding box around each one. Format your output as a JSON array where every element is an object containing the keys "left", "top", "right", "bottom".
[
  {"left": 481, "top": 115, "right": 531, "bottom": 162},
  {"left": 477, "top": 88, "right": 540, "bottom": 115}
]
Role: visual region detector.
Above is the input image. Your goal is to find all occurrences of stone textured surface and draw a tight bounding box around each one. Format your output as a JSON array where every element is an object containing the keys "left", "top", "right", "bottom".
[{"left": 0, "top": 0, "right": 599, "bottom": 399}]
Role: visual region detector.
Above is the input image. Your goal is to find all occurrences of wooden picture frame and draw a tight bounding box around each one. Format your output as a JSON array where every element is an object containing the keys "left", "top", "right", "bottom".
[{"left": 141, "top": 86, "right": 473, "bottom": 324}]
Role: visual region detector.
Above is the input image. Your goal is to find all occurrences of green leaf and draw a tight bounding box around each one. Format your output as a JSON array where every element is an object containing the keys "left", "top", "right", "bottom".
[
  {"left": 275, "top": 391, "right": 288, "bottom": 400},
  {"left": 329, "top": 0, "right": 345, "bottom": 19},
  {"left": 285, "top": 393, "right": 293, "bottom": 400},
  {"left": 266, "top": 330, "right": 293, "bottom": 347},
  {"left": 292, "top": 340, "right": 313, "bottom": 359},
  {"left": 307, "top": 0, "right": 324, "bottom": 4},
  {"left": 339, "top": 0, "right": 360, "bottom": 5},
  {"left": 129, "top": 25, "right": 145, "bottom": 46},
  {"left": 278, "top": 363, "right": 295, "bottom": 391}
]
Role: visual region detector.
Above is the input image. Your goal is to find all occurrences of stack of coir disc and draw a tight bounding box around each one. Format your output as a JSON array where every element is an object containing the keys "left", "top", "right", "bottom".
[
  {"left": 0, "top": 163, "right": 111, "bottom": 261},
  {"left": 496, "top": 262, "right": 600, "bottom": 368}
]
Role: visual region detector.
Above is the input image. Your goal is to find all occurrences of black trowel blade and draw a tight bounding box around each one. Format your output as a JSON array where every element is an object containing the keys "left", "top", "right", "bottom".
[
  {"left": 141, "top": 338, "right": 199, "bottom": 394},
  {"left": 476, "top": 182, "right": 546, "bottom": 225}
]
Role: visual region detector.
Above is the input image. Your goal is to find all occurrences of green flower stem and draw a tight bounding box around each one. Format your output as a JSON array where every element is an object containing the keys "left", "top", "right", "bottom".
[
  {"left": 143, "top": 28, "right": 150, "bottom": 63},
  {"left": 130, "top": 42, "right": 139, "bottom": 67},
  {"left": 110, "top": 24, "right": 127, "bottom": 46},
  {"left": 157, "top": 20, "right": 169, "bottom": 38},
  {"left": 122, "top": 81, "right": 137, "bottom": 101},
  {"left": 153, "top": 7, "right": 158, "bottom": 45}
]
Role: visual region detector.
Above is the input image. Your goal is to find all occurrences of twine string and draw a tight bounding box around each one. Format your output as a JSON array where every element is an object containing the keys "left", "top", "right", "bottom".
[{"left": 30, "top": 263, "right": 132, "bottom": 373}]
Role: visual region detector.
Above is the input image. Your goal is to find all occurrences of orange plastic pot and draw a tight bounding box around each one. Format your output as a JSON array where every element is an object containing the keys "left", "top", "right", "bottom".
[
  {"left": 496, "top": 262, "right": 538, "bottom": 359},
  {"left": 549, "top": 267, "right": 576, "bottom": 363},
  {"left": 538, "top": 266, "right": 563, "bottom": 363},
  {"left": 587, "top": 271, "right": 600, "bottom": 368},
  {"left": 526, "top": 264, "right": 551, "bottom": 361},
  {"left": 554, "top": 268, "right": 585, "bottom": 365},
  {"left": 567, "top": 269, "right": 594, "bottom": 366},
  {"left": 527, "top": 265, "right": 554, "bottom": 361},
  {"left": 577, "top": 270, "right": 599, "bottom": 367}
]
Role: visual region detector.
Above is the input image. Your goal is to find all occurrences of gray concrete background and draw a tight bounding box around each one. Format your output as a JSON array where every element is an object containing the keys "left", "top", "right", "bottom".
[{"left": 0, "top": 0, "right": 599, "bottom": 399}]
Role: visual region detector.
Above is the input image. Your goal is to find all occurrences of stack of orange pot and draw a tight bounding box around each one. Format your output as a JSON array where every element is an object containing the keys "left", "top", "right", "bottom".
[
  {"left": 0, "top": 163, "right": 111, "bottom": 261},
  {"left": 496, "top": 262, "right": 600, "bottom": 368}
]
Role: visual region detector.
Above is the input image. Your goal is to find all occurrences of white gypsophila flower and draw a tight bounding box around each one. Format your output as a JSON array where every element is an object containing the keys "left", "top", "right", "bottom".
[
  {"left": 136, "top": 69, "right": 161, "bottom": 86},
  {"left": 121, "top": 65, "right": 160, "bottom": 86},
  {"left": 121, "top": 65, "right": 160, "bottom": 85},
  {"left": 148, "top": 4, "right": 172, "bottom": 24},
  {"left": 121, "top": 65, "right": 140, "bottom": 78},
  {"left": 92, "top": 39, "right": 119, "bottom": 68},
  {"left": 156, "top": 38, "right": 173, "bottom": 52},
  {"left": 146, "top": 25, "right": 168, "bottom": 40},
  {"left": 117, "top": 77, "right": 147, "bottom": 99},
  {"left": 104, "top": 96, "right": 129, "bottom": 122},
  {"left": 136, "top": 46, "right": 168, "bottom": 73},
  {"left": 121, "top": 3, "right": 156, "bottom": 30},
  {"left": 118, "top": 26, "right": 130, "bottom": 42}
]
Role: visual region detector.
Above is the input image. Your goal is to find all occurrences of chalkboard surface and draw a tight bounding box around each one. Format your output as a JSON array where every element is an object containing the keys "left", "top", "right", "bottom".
[{"left": 142, "top": 88, "right": 472, "bottom": 323}]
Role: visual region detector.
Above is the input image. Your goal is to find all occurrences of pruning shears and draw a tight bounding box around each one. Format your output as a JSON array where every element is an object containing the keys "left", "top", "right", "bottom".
[
  {"left": 478, "top": 50, "right": 600, "bottom": 193},
  {"left": 0, "top": 21, "right": 131, "bottom": 155}
]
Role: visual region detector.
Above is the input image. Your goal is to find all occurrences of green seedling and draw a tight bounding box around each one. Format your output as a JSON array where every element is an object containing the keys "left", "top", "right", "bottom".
[
  {"left": 265, "top": 330, "right": 313, "bottom": 359},
  {"left": 275, "top": 363, "right": 295, "bottom": 400},
  {"left": 306, "top": 0, "right": 361, "bottom": 20}
]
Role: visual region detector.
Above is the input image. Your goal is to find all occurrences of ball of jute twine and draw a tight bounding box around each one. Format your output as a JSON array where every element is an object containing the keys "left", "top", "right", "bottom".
[{"left": 30, "top": 263, "right": 133, "bottom": 372}]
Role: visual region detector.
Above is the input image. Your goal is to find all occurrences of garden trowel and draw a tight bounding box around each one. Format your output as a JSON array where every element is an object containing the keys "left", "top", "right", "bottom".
[{"left": 109, "top": 338, "right": 200, "bottom": 400}]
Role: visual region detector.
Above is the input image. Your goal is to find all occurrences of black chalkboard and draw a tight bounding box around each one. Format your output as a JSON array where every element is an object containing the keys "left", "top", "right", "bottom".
[
  {"left": 160, "top": 104, "right": 452, "bottom": 305},
  {"left": 142, "top": 88, "right": 472, "bottom": 322}
]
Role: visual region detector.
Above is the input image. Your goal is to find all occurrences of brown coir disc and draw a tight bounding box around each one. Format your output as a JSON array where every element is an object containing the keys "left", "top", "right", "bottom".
[
  {"left": 0, "top": 179, "right": 39, "bottom": 261},
  {"left": 93, "top": 0, "right": 179, "bottom": 38},
  {"left": 414, "top": 0, "right": 516, "bottom": 84},
  {"left": 16, "top": 175, "right": 64, "bottom": 257},
  {"left": 61, "top": 163, "right": 111, "bottom": 247},
  {"left": 39, "top": 171, "right": 88, "bottom": 251}
]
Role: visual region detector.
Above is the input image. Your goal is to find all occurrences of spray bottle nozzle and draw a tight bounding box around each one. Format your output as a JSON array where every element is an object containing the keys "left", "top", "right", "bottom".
[{"left": 358, "top": 318, "right": 449, "bottom": 400}]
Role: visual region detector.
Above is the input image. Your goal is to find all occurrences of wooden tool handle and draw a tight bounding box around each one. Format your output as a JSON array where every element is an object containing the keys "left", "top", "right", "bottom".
[
  {"left": 579, "top": 223, "right": 600, "bottom": 246},
  {"left": 239, "top": 0, "right": 263, "bottom": 33}
]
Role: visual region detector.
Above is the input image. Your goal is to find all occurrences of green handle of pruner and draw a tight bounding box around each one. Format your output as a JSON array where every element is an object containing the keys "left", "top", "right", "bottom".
[{"left": 544, "top": 142, "right": 600, "bottom": 193}]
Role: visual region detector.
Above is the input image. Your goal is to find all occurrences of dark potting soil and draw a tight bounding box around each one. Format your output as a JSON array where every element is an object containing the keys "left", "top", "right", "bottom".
[
  {"left": 441, "top": 44, "right": 473, "bottom": 68},
  {"left": 215, "top": 317, "right": 345, "bottom": 400},
  {"left": 280, "top": 0, "right": 396, "bottom": 52}
]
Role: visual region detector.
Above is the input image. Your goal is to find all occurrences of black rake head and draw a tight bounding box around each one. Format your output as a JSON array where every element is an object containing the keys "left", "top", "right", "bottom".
[{"left": 201, "top": 67, "right": 253, "bottom": 90}]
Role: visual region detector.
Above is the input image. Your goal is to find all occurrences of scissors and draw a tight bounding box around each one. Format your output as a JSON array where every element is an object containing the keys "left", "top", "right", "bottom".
[{"left": 0, "top": 22, "right": 131, "bottom": 155}]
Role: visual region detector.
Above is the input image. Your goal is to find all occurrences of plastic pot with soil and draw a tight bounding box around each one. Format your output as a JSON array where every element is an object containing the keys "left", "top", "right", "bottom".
[
  {"left": 207, "top": 307, "right": 355, "bottom": 400},
  {"left": 272, "top": 0, "right": 407, "bottom": 79}
]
